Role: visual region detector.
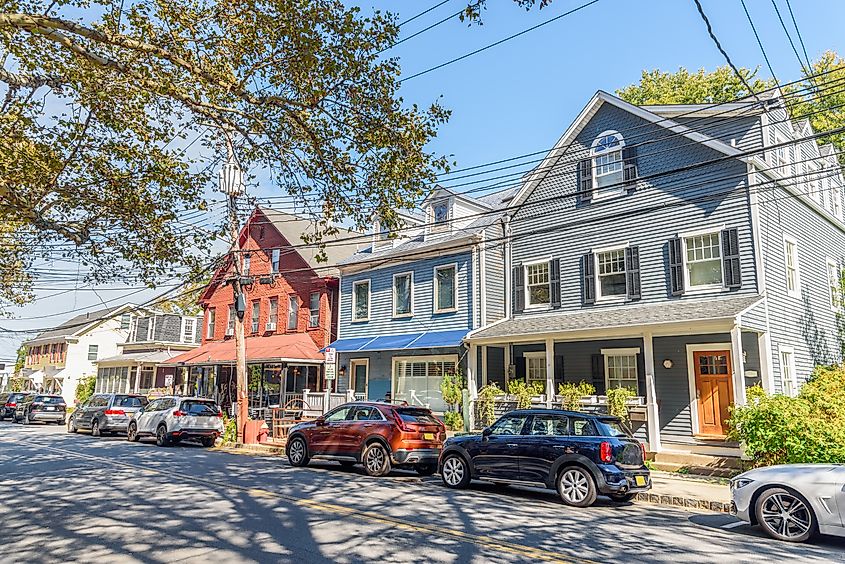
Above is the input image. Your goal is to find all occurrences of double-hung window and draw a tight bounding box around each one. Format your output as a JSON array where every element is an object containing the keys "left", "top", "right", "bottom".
[
  {"left": 434, "top": 265, "right": 457, "bottom": 312},
  {"left": 120, "top": 313, "right": 131, "bottom": 331},
  {"left": 779, "top": 346, "right": 796, "bottom": 396},
  {"left": 242, "top": 253, "right": 251, "bottom": 275},
  {"left": 182, "top": 318, "right": 195, "bottom": 343},
  {"left": 771, "top": 132, "right": 789, "bottom": 175},
  {"left": 827, "top": 258, "right": 840, "bottom": 310},
  {"left": 287, "top": 295, "right": 299, "bottom": 331},
  {"left": 251, "top": 300, "right": 260, "bottom": 333},
  {"left": 596, "top": 248, "right": 627, "bottom": 299},
  {"left": 392, "top": 355, "right": 456, "bottom": 413},
  {"left": 226, "top": 305, "right": 235, "bottom": 335},
  {"left": 591, "top": 131, "right": 625, "bottom": 198},
  {"left": 684, "top": 231, "right": 723, "bottom": 289},
  {"left": 525, "top": 262, "right": 550, "bottom": 307},
  {"left": 206, "top": 308, "right": 216, "bottom": 339},
  {"left": 784, "top": 235, "right": 800, "bottom": 298},
  {"left": 602, "top": 348, "right": 639, "bottom": 391},
  {"left": 271, "top": 249, "right": 281, "bottom": 274},
  {"left": 309, "top": 292, "right": 320, "bottom": 328},
  {"left": 523, "top": 352, "right": 547, "bottom": 386},
  {"left": 393, "top": 272, "right": 413, "bottom": 317},
  {"left": 268, "top": 297, "right": 278, "bottom": 330},
  {"left": 87, "top": 344, "right": 99, "bottom": 361},
  {"left": 430, "top": 200, "right": 450, "bottom": 234},
  {"left": 353, "top": 280, "right": 370, "bottom": 321}
]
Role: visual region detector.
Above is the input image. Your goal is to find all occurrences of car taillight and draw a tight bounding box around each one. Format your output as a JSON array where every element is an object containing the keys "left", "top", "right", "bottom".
[
  {"left": 104, "top": 409, "right": 125, "bottom": 416},
  {"left": 640, "top": 442, "right": 647, "bottom": 461},
  {"left": 6, "top": 402, "right": 16, "bottom": 408},
  {"left": 216, "top": 411, "right": 223, "bottom": 418},
  {"left": 599, "top": 441, "right": 613, "bottom": 463},
  {"left": 173, "top": 410, "right": 187, "bottom": 417},
  {"left": 391, "top": 410, "right": 411, "bottom": 432}
]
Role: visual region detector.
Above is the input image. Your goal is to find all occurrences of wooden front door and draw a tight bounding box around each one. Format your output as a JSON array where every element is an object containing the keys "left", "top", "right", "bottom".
[{"left": 693, "top": 350, "right": 734, "bottom": 437}]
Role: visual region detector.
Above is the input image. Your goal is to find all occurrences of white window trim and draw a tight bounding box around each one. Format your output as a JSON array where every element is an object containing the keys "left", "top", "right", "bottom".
[
  {"left": 771, "top": 130, "right": 789, "bottom": 175},
  {"left": 684, "top": 342, "right": 732, "bottom": 435},
  {"left": 826, "top": 257, "right": 840, "bottom": 312},
  {"left": 680, "top": 228, "right": 725, "bottom": 294},
  {"left": 601, "top": 347, "right": 640, "bottom": 392},
  {"left": 523, "top": 351, "right": 547, "bottom": 383},
  {"left": 590, "top": 130, "right": 626, "bottom": 201},
  {"left": 271, "top": 248, "right": 281, "bottom": 273},
  {"left": 783, "top": 234, "right": 801, "bottom": 299},
  {"left": 391, "top": 354, "right": 459, "bottom": 412},
  {"left": 287, "top": 294, "right": 299, "bottom": 331},
  {"left": 206, "top": 309, "right": 215, "bottom": 339},
  {"left": 433, "top": 263, "right": 459, "bottom": 314},
  {"left": 392, "top": 271, "right": 414, "bottom": 318},
  {"left": 251, "top": 300, "right": 261, "bottom": 333},
  {"left": 181, "top": 317, "right": 196, "bottom": 344},
  {"left": 308, "top": 292, "right": 320, "bottom": 328},
  {"left": 428, "top": 198, "right": 453, "bottom": 235},
  {"left": 779, "top": 345, "right": 797, "bottom": 397},
  {"left": 352, "top": 279, "right": 371, "bottom": 322},
  {"left": 594, "top": 244, "right": 629, "bottom": 303},
  {"left": 349, "top": 358, "right": 369, "bottom": 396},
  {"left": 523, "top": 257, "right": 551, "bottom": 310}
]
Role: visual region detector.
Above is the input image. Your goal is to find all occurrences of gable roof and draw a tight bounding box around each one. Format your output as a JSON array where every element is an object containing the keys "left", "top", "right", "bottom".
[{"left": 24, "top": 303, "right": 137, "bottom": 344}]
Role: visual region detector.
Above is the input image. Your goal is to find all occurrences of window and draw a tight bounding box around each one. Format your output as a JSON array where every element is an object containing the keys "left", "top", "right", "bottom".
[
  {"left": 147, "top": 316, "right": 156, "bottom": 341},
  {"left": 392, "top": 356, "right": 456, "bottom": 413},
  {"left": 120, "top": 313, "right": 131, "bottom": 331},
  {"left": 528, "top": 414, "right": 570, "bottom": 436},
  {"left": 243, "top": 253, "right": 251, "bottom": 275},
  {"left": 324, "top": 406, "right": 352, "bottom": 423},
  {"left": 523, "top": 351, "right": 547, "bottom": 385},
  {"left": 684, "top": 232, "right": 723, "bottom": 289},
  {"left": 139, "top": 366, "right": 154, "bottom": 391},
  {"left": 268, "top": 297, "right": 278, "bottom": 330},
  {"left": 832, "top": 181, "right": 842, "bottom": 218},
  {"left": 251, "top": 300, "right": 260, "bottom": 333},
  {"left": 309, "top": 292, "right": 320, "bottom": 328},
  {"left": 206, "top": 308, "right": 216, "bottom": 339},
  {"left": 771, "top": 132, "right": 789, "bottom": 175},
  {"left": 591, "top": 131, "right": 624, "bottom": 198},
  {"left": 182, "top": 318, "right": 195, "bottom": 343},
  {"left": 827, "top": 259, "right": 840, "bottom": 310},
  {"left": 434, "top": 265, "right": 457, "bottom": 312},
  {"left": 603, "top": 348, "right": 639, "bottom": 391},
  {"left": 779, "top": 347, "right": 796, "bottom": 396},
  {"left": 271, "top": 248, "right": 280, "bottom": 273},
  {"left": 393, "top": 272, "right": 413, "bottom": 317},
  {"left": 596, "top": 248, "right": 626, "bottom": 298},
  {"left": 287, "top": 295, "right": 299, "bottom": 331},
  {"left": 430, "top": 200, "right": 450, "bottom": 234},
  {"left": 488, "top": 413, "right": 529, "bottom": 435},
  {"left": 352, "top": 280, "right": 370, "bottom": 321},
  {"left": 784, "top": 235, "right": 800, "bottom": 298},
  {"left": 226, "top": 305, "right": 235, "bottom": 335},
  {"left": 525, "top": 262, "right": 549, "bottom": 306},
  {"left": 87, "top": 344, "right": 99, "bottom": 361}
]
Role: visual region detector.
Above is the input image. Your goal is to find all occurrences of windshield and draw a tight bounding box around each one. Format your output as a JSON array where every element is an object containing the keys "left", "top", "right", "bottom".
[
  {"left": 180, "top": 400, "right": 219, "bottom": 416},
  {"left": 396, "top": 408, "right": 439, "bottom": 425},
  {"left": 35, "top": 396, "right": 65, "bottom": 404}
]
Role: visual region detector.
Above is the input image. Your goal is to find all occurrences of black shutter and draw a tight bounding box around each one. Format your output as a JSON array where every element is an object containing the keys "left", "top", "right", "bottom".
[
  {"left": 582, "top": 252, "right": 596, "bottom": 305},
  {"left": 622, "top": 145, "right": 638, "bottom": 191},
  {"left": 515, "top": 356, "right": 526, "bottom": 382},
  {"left": 625, "top": 246, "right": 641, "bottom": 300},
  {"left": 722, "top": 228, "right": 742, "bottom": 289},
  {"left": 591, "top": 353, "right": 606, "bottom": 395},
  {"left": 668, "top": 237, "right": 684, "bottom": 296},
  {"left": 577, "top": 158, "right": 592, "bottom": 205},
  {"left": 554, "top": 355, "right": 565, "bottom": 389},
  {"left": 550, "top": 258, "right": 561, "bottom": 309},
  {"left": 513, "top": 263, "right": 525, "bottom": 313}
]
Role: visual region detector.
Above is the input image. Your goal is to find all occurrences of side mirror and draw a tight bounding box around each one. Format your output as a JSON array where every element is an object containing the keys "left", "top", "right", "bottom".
[
  {"left": 315, "top": 417, "right": 326, "bottom": 426},
  {"left": 482, "top": 427, "right": 492, "bottom": 438}
]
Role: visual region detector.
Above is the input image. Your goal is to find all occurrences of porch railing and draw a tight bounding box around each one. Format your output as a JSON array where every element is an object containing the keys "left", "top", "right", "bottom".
[{"left": 471, "top": 394, "right": 647, "bottom": 430}]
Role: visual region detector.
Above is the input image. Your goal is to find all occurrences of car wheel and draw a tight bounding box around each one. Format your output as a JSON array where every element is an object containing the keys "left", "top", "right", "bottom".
[
  {"left": 91, "top": 419, "right": 101, "bottom": 437},
  {"left": 23, "top": 412, "right": 30, "bottom": 425},
  {"left": 67, "top": 418, "right": 78, "bottom": 434},
  {"left": 440, "top": 454, "right": 471, "bottom": 489},
  {"left": 287, "top": 436, "right": 309, "bottom": 467},
  {"left": 155, "top": 425, "right": 170, "bottom": 447},
  {"left": 362, "top": 443, "right": 391, "bottom": 477},
  {"left": 415, "top": 463, "right": 437, "bottom": 477},
  {"left": 608, "top": 492, "right": 637, "bottom": 503},
  {"left": 557, "top": 466, "right": 597, "bottom": 508},
  {"left": 755, "top": 487, "right": 817, "bottom": 543},
  {"left": 127, "top": 422, "right": 140, "bottom": 442}
]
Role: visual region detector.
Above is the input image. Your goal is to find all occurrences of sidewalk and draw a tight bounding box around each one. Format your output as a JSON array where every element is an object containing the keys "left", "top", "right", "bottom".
[{"left": 637, "top": 471, "right": 731, "bottom": 512}]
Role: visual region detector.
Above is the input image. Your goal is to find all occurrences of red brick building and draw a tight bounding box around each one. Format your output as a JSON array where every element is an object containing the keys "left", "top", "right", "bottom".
[{"left": 167, "top": 207, "right": 363, "bottom": 411}]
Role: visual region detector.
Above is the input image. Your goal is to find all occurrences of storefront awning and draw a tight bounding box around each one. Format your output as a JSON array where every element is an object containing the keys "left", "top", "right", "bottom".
[
  {"left": 163, "top": 333, "right": 324, "bottom": 366},
  {"left": 326, "top": 329, "right": 467, "bottom": 353}
]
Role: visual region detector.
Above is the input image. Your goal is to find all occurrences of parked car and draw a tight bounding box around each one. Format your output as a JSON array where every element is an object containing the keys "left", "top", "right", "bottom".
[
  {"left": 286, "top": 402, "right": 445, "bottom": 477},
  {"left": 438, "top": 409, "right": 650, "bottom": 507},
  {"left": 0, "top": 392, "right": 34, "bottom": 421},
  {"left": 13, "top": 394, "right": 66, "bottom": 425},
  {"left": 730, "top": 464, "right": 845, "bottom": 543},
  {"left": 127, "top": 396, "right": 223, "bottom": 447},
  {"left": 67, "top": 393, "right": 149, "bottom": 436}
]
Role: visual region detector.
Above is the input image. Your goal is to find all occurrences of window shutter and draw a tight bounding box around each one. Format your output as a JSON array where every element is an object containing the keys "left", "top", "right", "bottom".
[
  {"left": 668, "top": 237, "right": 684, "bottom": 296},
  {"left": 513, "top": 263, "right": 525, "bottom": 314},
  {"left": 622, "top": 145, "right": 638, "bottom": 191},
  {"left": 577, "top": 158, "right": 592, "bottom": 205},
  {"left": 515, "top": 356, "right": 526, "bottom": 382},
  {"left": 722, "top": 228, "right": 742, "bottom": 289},
  {"left": 550, "top": 258, "right": 561, "bottom": 309},
  {"left": 591, "top": 353, "right": 606, "bottom": 395},
  {"left": 554, "top": 355, "right": 565, "bottom": 389},
  {"left": 582, "top": 252, "right": 596, "bottom": 305},
  {"left": 625, "top": 246, "right": 641, "bottom": 300}
]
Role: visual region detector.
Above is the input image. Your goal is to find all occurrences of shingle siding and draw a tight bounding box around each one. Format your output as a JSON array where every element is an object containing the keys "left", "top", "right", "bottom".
[{"left": 155, "top": 315, "right": 183, "bottom": 342}]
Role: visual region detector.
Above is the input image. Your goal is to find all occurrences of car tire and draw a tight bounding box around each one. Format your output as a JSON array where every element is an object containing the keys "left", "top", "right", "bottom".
[
  {"left": 440, "top": 454, "right": 471, "bottom": 489},
  {"left": 287, "top": 436, "right": 310, "bottom": 467},
  {"left": 155, "top": 425, "right": 170, "bottom": 447},
  {"left": 67, "top": 418, "right": 78, "bottom": 433},
  {"left": 23, "top": 412, "right": 30, "bottom": 425},
  {"left": 557, "top": 466, "right": 598, "bottom": 508},
  {"left": 362, "top": 443, "right": 391, "bottom": 477},
  {"left": 91, "top": 419, "right": 101, "bottom": 437},
  {"left": 755, "top": 487, "right": 817, "bottom": 543},
  {"left": 200, "top": 437, "right": 216, "bottom": 448},
  {"left": 415, "top": 463, "right": 437, "bottom": 476},
  {"left": 127, "top": 422, "right": 140, "bottom": 442},
  {"left": 608, "top": 492, "right": 637, "bottom": 503}
]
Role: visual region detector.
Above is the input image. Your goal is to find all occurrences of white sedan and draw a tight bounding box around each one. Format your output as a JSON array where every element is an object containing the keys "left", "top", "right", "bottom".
[{"left": 730, "top": 464, "right": 845, "bottom": 542}]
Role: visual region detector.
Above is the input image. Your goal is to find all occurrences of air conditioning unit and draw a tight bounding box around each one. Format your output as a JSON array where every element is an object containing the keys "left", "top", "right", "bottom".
[
  {"left": 225, "top": 328, "right": 234, "bottom": 336},
  {"left": 265, "top": 322, "right": 277, "bottom": 331}
]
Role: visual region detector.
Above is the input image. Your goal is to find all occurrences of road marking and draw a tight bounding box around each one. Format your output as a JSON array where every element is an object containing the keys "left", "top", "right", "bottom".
[
  {"left": 720, "top": 520, "right": 746, "bottom": 529},
  {"left": 18, "top": 437, "right": 595, "bottom": 564}
]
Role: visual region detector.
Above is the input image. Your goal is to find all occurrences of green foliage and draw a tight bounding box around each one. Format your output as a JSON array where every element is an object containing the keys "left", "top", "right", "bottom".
[
  {"left": 222, "top": 415, "right": 238, "bottom": 445},
  {"left": 443, "top": 411, "right": 464, "bottom": 432},
  {"left": 440, "top": 370, "right": 465, "bottom": 410},
  {"left": 728, "top": 365, "right": 845, "bottom": 466},
  {"left": 507, "top": 379, "right": 544, "bottom": 409},
  {"left": 13, "top": 345, "right": 27, "bottom": 376},
  {"left": 9, "top": 377, "right": 30, "bottom": 392},
  {"left": 75, "top": 375, "right": 96, "bottom": 404},
  {"left": 616, "top": 66, "right": 774, "bottom": 105},
  {"left": 606, "top": 387, "right": 636, "bottom": 421},
  {"left": 476, "top": 383, "right": 502, "bottom": 429},
  {"left": 558, "top": 381, "right": 596, "bottom": 411}
]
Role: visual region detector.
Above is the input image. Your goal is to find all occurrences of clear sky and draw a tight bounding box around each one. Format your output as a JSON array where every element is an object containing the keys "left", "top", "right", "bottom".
[{"left": 3, "top": 0, "right": 845, "bottom": 363}]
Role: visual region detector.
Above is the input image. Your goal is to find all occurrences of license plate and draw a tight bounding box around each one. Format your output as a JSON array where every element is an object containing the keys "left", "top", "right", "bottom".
[
  {"left": 46, "top": 407, "right": 55, "bottom": 411},
  {"left": 635, "top": 475, "right": 647, "bottom": 487},
  {"left": 423, "top": 433, "right": 435, "bottom": 440}
]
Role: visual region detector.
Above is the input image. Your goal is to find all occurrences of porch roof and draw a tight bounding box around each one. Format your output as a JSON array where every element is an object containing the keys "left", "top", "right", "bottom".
[
  {"left": 467, "top": 295, "right": 762, "bottom": 341},
  {"left": 162, "top": 333, "right": 324, "bottom": 366}
]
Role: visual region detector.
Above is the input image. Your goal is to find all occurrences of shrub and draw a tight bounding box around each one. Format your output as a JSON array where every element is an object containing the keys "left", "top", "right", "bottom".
[
  {"left": 75, "top": 375, "right": 96, "bottom": 404},
  {"left": 728, "top": 365, "right": 845, "bottom": 466},
  {"left": 507, "top": 379, "right": 544, "bottom": 409},
  {"left": 476, "top": 383, "right": 501, "bottom": 428},
  {"left": 606, "top": 386, "right": 636, "bottom": 421},
  {"left": 222, "top": 415, "right": 238, "bottom": 444},
  {"left": 440, "top": 370, "right": 465, "bottom": 410},
  {"left": 443, "top": 411, "right": 464, "bottom": 432},
  {"left": 558, "top": 381, "right": 596, "bottom": 411}
]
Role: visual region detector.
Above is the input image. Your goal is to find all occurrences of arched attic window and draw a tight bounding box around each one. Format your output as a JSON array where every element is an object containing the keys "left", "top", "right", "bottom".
[{"left": 577, "top": 130, "right": 638, "bottom": 204}]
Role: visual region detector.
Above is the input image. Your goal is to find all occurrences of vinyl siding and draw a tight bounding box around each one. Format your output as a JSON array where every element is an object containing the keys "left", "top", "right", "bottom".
[
  {"left": 483, "top": 222, "right": 507, "bottom": 323},
  {"left": 674, "top": 115, "right": 763, "bottom": 153}
]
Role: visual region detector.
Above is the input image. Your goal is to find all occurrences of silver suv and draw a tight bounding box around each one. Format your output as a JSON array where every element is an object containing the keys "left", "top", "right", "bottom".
[
  {"left": 68, "top": 393, "right": 149, "bottom": 436},
  {"left": 127, "top": 396, "right": 223, "bottom": 448}
]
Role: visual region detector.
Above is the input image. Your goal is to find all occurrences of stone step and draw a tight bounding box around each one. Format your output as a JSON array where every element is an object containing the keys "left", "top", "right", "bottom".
[
  {"left": 652, "top": 450, "right": 743, "bottom": 470},
  {"left": 649, "top": 461, "right": 740, "bottom": 478}
]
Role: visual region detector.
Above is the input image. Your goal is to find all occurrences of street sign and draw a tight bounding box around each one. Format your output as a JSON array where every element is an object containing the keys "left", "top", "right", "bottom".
[
  {"left": 325, "top": 363, "right": 336, "bottom": 381},
  {"left": 324, "top": 347, "right": 336, "bottom": 364},
  {"left": 324, "top": 348, "right": 337, "bottom": 380}
]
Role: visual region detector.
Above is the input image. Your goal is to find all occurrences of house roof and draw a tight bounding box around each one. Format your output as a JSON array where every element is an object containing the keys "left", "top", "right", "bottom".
[
  {"left": 97, "top": 350, "right": 184, "bottom": 365},
  {"left": 467, "top": 295, "right": 762, "bottom": 341},
  {"left": 163, "top": 333, "right": 324, "bottom": 365},
  {"left": 24, "top": 303, "right": 137, "bottom": 345}
]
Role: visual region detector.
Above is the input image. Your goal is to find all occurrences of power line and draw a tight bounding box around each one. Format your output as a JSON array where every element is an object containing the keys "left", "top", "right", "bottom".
[
  {"left": 784, "top": 0, "right": 814, "bottom": 72},
  {"left": 770, "top": 0, "right": 817, "bottom": 93},
  {"left": 739, "top": 0, "right": 780, "bottom": 87},
  {"left": 398, "top": 0, "right": 452, "bottom": 28}
]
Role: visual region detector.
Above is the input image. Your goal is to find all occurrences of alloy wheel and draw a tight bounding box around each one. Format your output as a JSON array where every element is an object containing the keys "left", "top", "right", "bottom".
[
  {"left": 560, "top": 469, "right": 590, "bottom": 504},
  {"left": 289, "top": 439, "right": 305, "bottom": 465},
  {"left": 92, "top": 420, "right": 100, "bottom": 437},
  {"left": 442, "top": 457, "right": 465, "bottom": 486},
  {"left": 760, "top": 492, "right": 813, "bottom": 540},
  {"left": 365, "top": 445, "right": 386, "bottom": 474},
  {"left": 127, "top": 424, "right": 137, "bottom": 442}
]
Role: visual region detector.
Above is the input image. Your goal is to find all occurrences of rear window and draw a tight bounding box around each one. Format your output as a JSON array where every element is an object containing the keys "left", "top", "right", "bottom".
[
  {"left": 35, "top": 396, "right": 64, "bottom": 404},
  {"left": 115, "top": 396, "right": 148, "bottom": 408},
  {"left": 9, "top": 393, "right": 30, "bottom": 402},
  {"left": 180, "top": 400, "right": 219, "bottom": 416},
  {"left": 597, "top": 418, "right": 633, "bottom": 438},
  {"left": 395, "top": 408, "right": 438, "bottom": 425}
]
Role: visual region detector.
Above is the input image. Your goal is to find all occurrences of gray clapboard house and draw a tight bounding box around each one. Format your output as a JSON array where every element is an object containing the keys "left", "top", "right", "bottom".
[{"left": 465, "top": 89, "right": 845, "bottom": 454}]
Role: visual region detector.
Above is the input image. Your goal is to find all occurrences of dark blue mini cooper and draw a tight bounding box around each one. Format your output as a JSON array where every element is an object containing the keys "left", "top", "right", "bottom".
[{"left": 439, "top": 409, "right": 651, "bottom": 507}]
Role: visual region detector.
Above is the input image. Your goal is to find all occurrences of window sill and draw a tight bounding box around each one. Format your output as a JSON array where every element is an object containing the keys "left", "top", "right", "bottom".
[
  {"left": 351, "top": 319, "right": 370, "bottom": 324},
  {"left": 524, "top": 304, "right": 551, "bottom": 311},
  {"left": 433, "top": 308, "right": 457, "bottom": 315},
  {"left": 306, "top": 325, "right": 320, "bottom": 331},
  {"left": 595, "top": 295, "right": 627, "bottom": 304},
  {"left": 392, "top": 313, "right": 414, "bottom": 320},
  {"left": 682, "top": 286, "right": 726, "bottom": 297},
  {"left": 786, "top": 290, "right": 802, "bottom": 299}
]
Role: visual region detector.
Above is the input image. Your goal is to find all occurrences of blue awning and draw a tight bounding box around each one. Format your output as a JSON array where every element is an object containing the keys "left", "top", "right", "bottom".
[{"left": 325, "top": 329, "right": 467, "bottom": 353}]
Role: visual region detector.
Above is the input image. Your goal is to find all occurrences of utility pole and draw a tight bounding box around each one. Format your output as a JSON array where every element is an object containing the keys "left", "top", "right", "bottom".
[{"left": 218, "top": 131, "right": 248, "bottom": 443}]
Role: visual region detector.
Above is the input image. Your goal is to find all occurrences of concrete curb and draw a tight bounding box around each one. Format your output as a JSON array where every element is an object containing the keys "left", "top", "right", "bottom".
[
  {"left": 635, "top": 492, "right": 730, "bottom": 513},
  {"left": 218, "top": 443, "right": 287, "bottom": 456}
]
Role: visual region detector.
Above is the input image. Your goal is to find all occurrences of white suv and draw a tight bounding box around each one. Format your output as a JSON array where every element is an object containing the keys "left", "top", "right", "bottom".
[{"left": 127, "top": 396, "right": 223, "bottom": 447}]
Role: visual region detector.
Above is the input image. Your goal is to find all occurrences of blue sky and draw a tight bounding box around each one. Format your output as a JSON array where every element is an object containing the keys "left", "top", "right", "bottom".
[{"left": 3, "top": 0, "right": 845, "bottom": 362}]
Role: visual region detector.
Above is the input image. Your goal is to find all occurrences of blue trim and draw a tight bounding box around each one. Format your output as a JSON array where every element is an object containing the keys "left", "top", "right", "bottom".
[{"left": 325, "top": 329, "right": 467, "bottom": 352}]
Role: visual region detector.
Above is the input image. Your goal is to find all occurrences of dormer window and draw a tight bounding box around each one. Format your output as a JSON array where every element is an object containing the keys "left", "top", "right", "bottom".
[
  {"left": 591, "top": 131, "right": 625, "bottom": 196},
  {"left": 430, "top": 200, "right": 451, "bottom": 234}
]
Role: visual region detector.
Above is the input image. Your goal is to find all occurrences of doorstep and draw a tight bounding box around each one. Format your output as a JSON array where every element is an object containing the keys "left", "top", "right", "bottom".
[{"left": 636, "top": 471, "right": 731, "bottom": 512}]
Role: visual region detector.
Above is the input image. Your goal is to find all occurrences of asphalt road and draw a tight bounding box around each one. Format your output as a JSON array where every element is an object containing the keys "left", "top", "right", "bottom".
[{"left": 1, "top": 422, "right": 844, "bottom": 563}]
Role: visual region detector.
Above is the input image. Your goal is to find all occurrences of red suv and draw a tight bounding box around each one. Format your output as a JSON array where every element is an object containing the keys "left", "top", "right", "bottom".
[{"left": 286, "top": 402, "right": 445, "bottom": 477}]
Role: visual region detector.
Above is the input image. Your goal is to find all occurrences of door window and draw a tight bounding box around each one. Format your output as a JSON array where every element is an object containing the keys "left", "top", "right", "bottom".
[
  {"left": 352, "top": 362, "right": 368, "bottom": 395},
  {"left": 348, "top": 406, "right": 376, "bottom": 421},
  {"left": 489, "top": 414, "right": 529, "bottom": 435},
  {"left": 324, "top": 406, "right": 351, "bottom": 423},
  {"left": 527, "top": 414, "right": 569, "bottom": 436}
]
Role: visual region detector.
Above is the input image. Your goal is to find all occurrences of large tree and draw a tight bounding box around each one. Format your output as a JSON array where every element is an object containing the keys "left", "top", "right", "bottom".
[{"left": 0, "top": 0, "right": 453, "bottom": 312}]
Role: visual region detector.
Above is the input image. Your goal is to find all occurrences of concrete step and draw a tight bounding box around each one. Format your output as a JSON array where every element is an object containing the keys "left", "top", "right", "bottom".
[
  {"left": 649, "top": 461, "right": 740, "bottom": 478},
  {"left": 652, "top": 451, "right": 742, "bottom": 469}
]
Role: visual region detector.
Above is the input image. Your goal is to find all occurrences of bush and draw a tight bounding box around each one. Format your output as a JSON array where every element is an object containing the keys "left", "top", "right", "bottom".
[
  {"left": 606, "top": 386, "right": 636, "bottom": 421},
  {"left": 443, "top": 411, "right": 464, "bottom": 432},
  {"left": 222, "top": 415, "right": 237, "bottom": 444},
  {"left": 476, "top": 383, "right": 501, "bottom": 428},
  {"left": 558, "top": 381, "right": 596, "bottom": 411},
  {"left": 75, "top": 375, "right": 96, "bottom": 404},
  {"left": 728, "top": 365, "right": 845, "bottom": 467},
  {"left": 507, "top": 379, "right": 544, "bottom": 409}
]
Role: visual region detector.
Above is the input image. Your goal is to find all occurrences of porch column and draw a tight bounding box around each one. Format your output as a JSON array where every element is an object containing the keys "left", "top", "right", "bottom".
[
  {"left": 467, "top": 343, "right": 479, "bottom": 431},
  {"left": 758, "top": 332, "right": 774, "bottom": 393},
  {"left": 642, "top": 332, "right": 662, "bottom": 453},
  {"left": 480, "top": 345, "right": 488, "bottom": 388},
  {"left": 544, "top": 337, "right": 554, "bottom": 408},
  {"left": 503, "top": 344, "right": 511, "bottom": 388},
  {"left": 730, "top": 324, "right": 747, "bottom": 406}
]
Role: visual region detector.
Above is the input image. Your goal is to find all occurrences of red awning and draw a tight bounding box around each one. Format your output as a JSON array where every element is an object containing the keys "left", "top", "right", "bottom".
[{"left": 165, "top": 333, "right": 324, "bottom": 366}]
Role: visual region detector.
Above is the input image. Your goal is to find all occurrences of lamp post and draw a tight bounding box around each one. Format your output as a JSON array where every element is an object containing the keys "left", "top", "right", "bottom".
[{"left": 218, "top": 133, "right": 248, "bottom": 443}]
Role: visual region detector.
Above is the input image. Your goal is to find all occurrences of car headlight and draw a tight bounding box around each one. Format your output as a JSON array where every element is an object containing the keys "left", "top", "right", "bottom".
[{"left": 730, "top": 478, "right": 754, "bottom": 490}]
